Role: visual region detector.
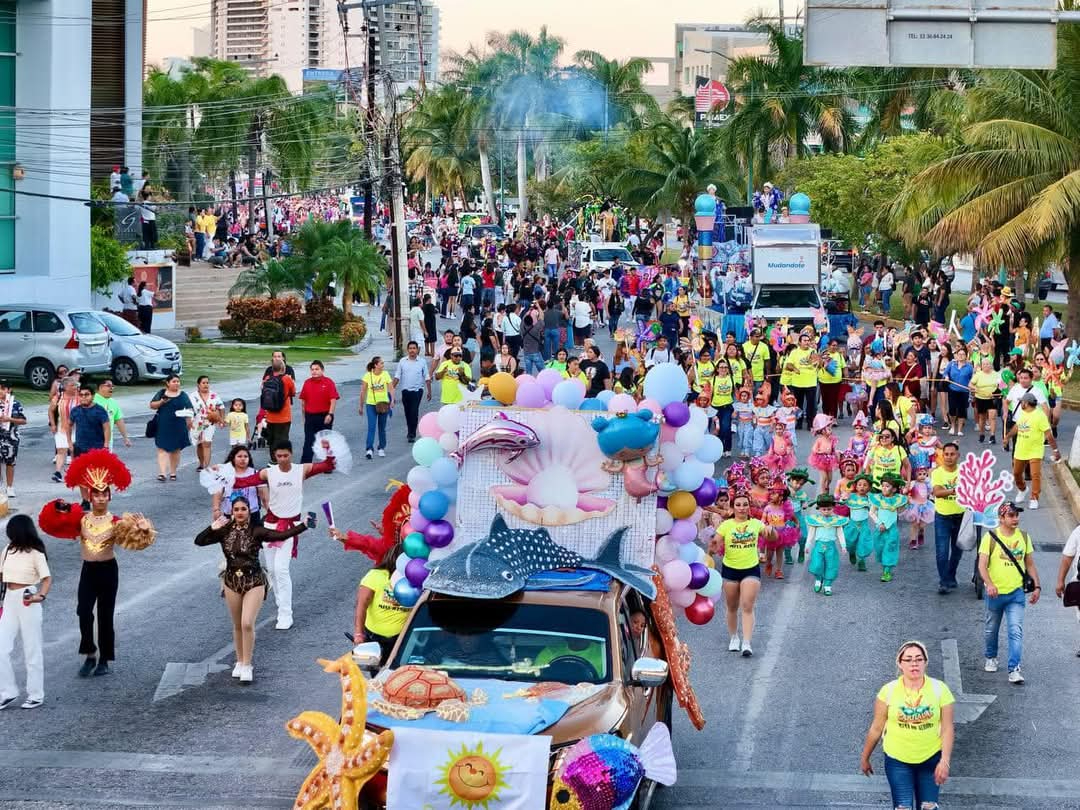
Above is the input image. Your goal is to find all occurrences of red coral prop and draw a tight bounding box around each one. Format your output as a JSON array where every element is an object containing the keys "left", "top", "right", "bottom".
[
  {"left": 343, "top": 484, "right": 412, "bottom": 562},
  {"left": 37, "top": 500, "right": 84, "bottom": 540},
  {"left": 956, "top": 449, "right": 1010, "bottom": 513}
]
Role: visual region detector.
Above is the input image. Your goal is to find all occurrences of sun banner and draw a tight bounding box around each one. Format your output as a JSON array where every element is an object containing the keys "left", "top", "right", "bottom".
[{"left": 386, "top": 727, "right": 551, "bottom": 810}]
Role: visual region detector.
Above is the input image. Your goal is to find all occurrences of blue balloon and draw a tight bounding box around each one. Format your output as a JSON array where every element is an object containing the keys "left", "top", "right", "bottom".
[
  {"left": 673, "top": 461, "right": 707, "bottom": 492},
  {"left": 596, "top": 390, "right": 616, "bottom": 406},
  {"left": 678, "top": 541, "right": 703, "bottom": 563},
  {"left": 430, "top": 456, "right": 458, "bottom": 488},
  {"left": 393, "top": 579, "right": 421, "bottom": 607},
  {"left": 695, "top": 434, "right": 724, "bottom": 464},
  {"left": 439, "top": 484, "right": 458, "bottom": 505},
  {"left": 551, "top": 379, "right": 586, "bottom": 409},
  {"left": 694, "top": 192, "right": 717, "bottom": 216},
  {"left": 580, "top": 398, "right": 606, "bottom": 411},
  {"left": 418, "top": 489, "right": 449, "bottom": 521},
  {"left": 643, "top": 363, "right": 690, "bottom": 408}
]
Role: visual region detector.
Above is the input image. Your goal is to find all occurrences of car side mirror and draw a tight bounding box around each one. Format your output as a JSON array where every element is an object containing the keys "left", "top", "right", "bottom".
[
  {"left": 351, "top": 642, "right": 382, "bottom": 672},
  {"left": 631, "top": 657, "right": 668, "bottom": 688}
]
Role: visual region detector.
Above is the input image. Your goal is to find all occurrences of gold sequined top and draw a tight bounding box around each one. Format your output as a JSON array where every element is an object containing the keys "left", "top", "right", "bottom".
[{"left": 80, "top": 512, "right": 118, "bottom": 561}]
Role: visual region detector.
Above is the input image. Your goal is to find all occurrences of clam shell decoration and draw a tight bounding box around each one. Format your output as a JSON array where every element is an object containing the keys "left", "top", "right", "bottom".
[{"left": 490, "top": 406, "right": 615, "bottom": 526}]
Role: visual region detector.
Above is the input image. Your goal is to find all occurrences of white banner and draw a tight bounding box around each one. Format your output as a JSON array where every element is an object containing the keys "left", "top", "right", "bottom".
[{"left": 386, "top": 727, "right": 552, "bottom": 810}]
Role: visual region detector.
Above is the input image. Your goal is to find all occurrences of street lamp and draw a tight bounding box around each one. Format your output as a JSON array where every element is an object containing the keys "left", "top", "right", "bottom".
[{"left": 694, "top": 47, "right": 753, "bottom": 206}]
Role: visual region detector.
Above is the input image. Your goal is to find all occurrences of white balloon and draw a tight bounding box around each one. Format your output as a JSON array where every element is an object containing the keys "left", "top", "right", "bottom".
[
  {"left": 675, "top": 424, "right": 705, "bottom": 454},
  {"left": 660, "top": 442, "right": 684, "bottom": 472},
  {"left": 655, "top": 509, "right": 674, "bottom": 535},
  {"left": 687, "top": 406, "right": 709, "bottom": 431},
  {"left": 438, "top": 432, "right": 459, "bottom": 453},
  {"left": 406, "top": 466, "right": 435, "bottom": 493},
  {"left": 437, "top": 404, "right": 461, "bottom": 433}
]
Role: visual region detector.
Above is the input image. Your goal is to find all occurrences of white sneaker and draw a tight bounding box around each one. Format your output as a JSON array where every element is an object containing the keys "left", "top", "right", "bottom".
[
  {"left": 231, "top": 662, "right": 242, "bottom": 679},
  {"left": 948, "top": 427, "right": 956, "bottom": 435},
  {"left": 5, "top": 487, "right": 13, "bottom": 498},
  {"left": 728, "top": 635, "right": 741, "bottom": 652},
  {"left": 276, "top": 618, "right": 293, "bottom": 630},
  {"left": 741, "top": 640, "right": 753, "bottom": 657},
  {"left": 239, "top": 665, "right": 253, "bottom": 683},
  {"left": 984, "top": 657, "right": 999, "bottom": 672},
  {"left": 1014, "top": 488, "right": 1027, "bottom": 504},
  {"left": 957, "top": 431, "right": 964, "bottom": 437},
  {"left": 1028, "top": 499, "right": 1039, "bottom": 510},
  {"left": 1008, "top": 668, "right": 1024, "bottom": 684},
  {"left": 377, "top": 449, "right": 386, "bottom": 457},
  {"left": 20, "top": 698, "right": 42, "bottom": 710}
]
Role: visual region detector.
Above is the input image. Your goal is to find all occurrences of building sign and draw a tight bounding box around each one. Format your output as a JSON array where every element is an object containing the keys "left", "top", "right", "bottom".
[
  {"left": 694, "top": 77, "right": 731, "bottom": 127},
  {"left": 302, "top": 68, "right": 343, "bottom": 83}
]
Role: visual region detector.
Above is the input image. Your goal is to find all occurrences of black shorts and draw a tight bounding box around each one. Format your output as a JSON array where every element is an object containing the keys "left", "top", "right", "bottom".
[
  {"left": 974, "top": 397, "right": 996, "bottom": 415},
  {"left": 721, "top": 563, "right": 761, "bottom": 582},
  {"left": 947, "top": 390, "right": 968, "bottom": 418}
]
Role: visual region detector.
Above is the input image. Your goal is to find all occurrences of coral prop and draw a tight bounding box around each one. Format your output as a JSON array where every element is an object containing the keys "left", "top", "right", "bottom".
[
  {"left": 649, "top": 569, "right": 705, "bottom": 730},
  {"left": 37, "top": 499, "right": 85, "bottom": 540},
  {"left": 313, "top": 429, "right": 354, "bottom": 475},
  {"left": 955, "top": 449, "right": 1013, "bottom": 528},
  {"left": 65, "top": 448, "right": 132, "bottom": 492},
  {"left": 111, "top": 513, "right": 157, "bottom": 551},
  {"left": 286, "top": 654, "right": 394, "bottom": 810},
  {"left": 342, "top": 482, "right": 411, "bottom": 563}
]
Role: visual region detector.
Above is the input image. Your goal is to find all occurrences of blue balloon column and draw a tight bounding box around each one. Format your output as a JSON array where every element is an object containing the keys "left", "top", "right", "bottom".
[
  {"left": 694, "top": 192, "right": 717, "bottom": 262},
  {"left": 789, "top": 191, "right": 811, "bottom": 223}
]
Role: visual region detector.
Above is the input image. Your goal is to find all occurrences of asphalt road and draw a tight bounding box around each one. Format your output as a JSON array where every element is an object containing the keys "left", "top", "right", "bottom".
[{"left": 1, "top": 303, "right": 1079, "bottom": 809}]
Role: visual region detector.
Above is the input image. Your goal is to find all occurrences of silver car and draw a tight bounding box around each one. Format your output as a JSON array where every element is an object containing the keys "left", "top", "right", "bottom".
[
  {"left": 78, "top": 310, "right": 183, "bottom": 385},
  {"left": 0, "top": 304, "right": 112, "bottom": 389}
]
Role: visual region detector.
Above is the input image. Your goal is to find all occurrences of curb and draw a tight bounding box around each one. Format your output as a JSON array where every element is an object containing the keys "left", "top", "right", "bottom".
[{"left": 1051, "top": 461, "right": 1080, "bottom": 524}]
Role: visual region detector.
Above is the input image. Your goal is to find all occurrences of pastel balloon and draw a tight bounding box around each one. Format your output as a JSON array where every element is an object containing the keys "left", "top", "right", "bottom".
[
  {"left": 698, "top": 568, "right": 723, "bottom": 597},
  {"left": 669, "top": 587, "right": 697, "bottom": 608},
  {"left": 655, "top": 509, "right": 674, "bottom": 535},
  {"left": 418, "top": 489, "right": 449, "bottom": 521},
  {"left": 667, "top": 490, "right": 696, "bottom": 519},
  {"left": 407, "top": 489, "right": 421, "bottom": 509},
  {"left": 659, "top": 421, "right": 678, "bottom": 444},
  {"left": 694, "top": 477, "right": 719, "bottom": 507},
  {"left": 405, "top": 557, "right": 430, "bottom": 588},
  {"left": 395, "top": 553, "right": 410, "bottom": 573},
  {"left": 670, "top": 519, "right": 697, "bottom": 544},
  {"left": 536, "top": 368, "right": 563, "bottom": 398},
  {"left": 393, "top": 579, "right": 421, "bottom": 608},
  {"left": 436, "top": 404, "right": 461, "bottom": 434},
  {"left": 423, "top": 519, "right": 454, "bottom": 548},
  {"left": 439, "top": 485, "right": 457, "bottom": 505},
  {"left": 662, "top": 559, "right": 692, "bottom": 590},
  {"left": 390, "top": 570, "right": 404, "bottom": 588},
  {"left": 638, "top": 397, "right": 662, "bottom": 414},
  {"left": 438, "top": 432, "right": 460, "bottom": 453},
  {"left": 418, "top": 411, "right": 442, "bottom": 439},
  {"left": 678, "top": 541, "right": 702, "bottom": 563},
  {"left": 410, "top": 511, "right": 430, "bottom": 531},
  {"left": 695, "top": 434, "right": 724, "bottom": 464},
  {"left": 643, "top": 363, "right": 690, "bottom": 407},
  {"left": 675, "top": 424, "right": 705, "bottom": 454},
  {"left": 430, "top": 456, "right": 459, "bottom": 488},
  {"left": 403, "top": 532, "right": 430, "bottom": 559},
  {"left": 660, "top": 442, "right": 684, "bottom": 473},
  {"left": 488, "top": 371, "right": 517, "bottom": 405},
  {"left": 656, "top": 470, "right": 676, "bottom": 495},
  {"left": 663, "top": 401, "right": 690, "bottom": 427},
  {"left": 515, "top": 380, "right": 547, "bottom": 408},
  {"left": 580, "top": 398, "right": 606, "bottom": 411},
  {"left": 654, "top": 535, "right": 679, "bottom": 564},
  {"left": 412, "top": 437, "right": 443, "bottom": 467},
  {"left": 596, "top": 390, "right": 616, "bottom": 406},
  {"left": 703, "top": 553, "right": 716, "bottom": 569},
  {"left": 607, "top": 393, "right": 637, "bottom": 413},
  {"left": 688, "top": 561, "right": 710, "bottom": 589},
  {"left": 687, "top": 406, "right": 709, "bottom": 432},
  {"left": 551, "top": 379, "right": 586, "bottom": 409},
  {"left": 407, "top": 465, "right": 434, "bottom": 493},
  {"left": 685, "top": 595, "right": 715, "bottom": 625},
  {"left": 673, "top": 461, "right": 706, "bottom": 492}
]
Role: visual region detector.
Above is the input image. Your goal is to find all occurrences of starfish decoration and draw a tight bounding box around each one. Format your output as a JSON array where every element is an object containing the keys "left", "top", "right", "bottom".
[
  {"left": 1067, "top": 340, "right": 1080, "bottom": 370},
  {"left": 986, "top": 308, "right": 1005, "bottom": 336},
  {"left": 286, "top": 654, "right": 394, "bottom": 810},
  {"left": 973, "top": 301, "right": 994, "bottom": 330}
]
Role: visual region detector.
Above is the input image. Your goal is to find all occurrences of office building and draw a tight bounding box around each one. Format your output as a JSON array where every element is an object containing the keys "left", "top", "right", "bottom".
[
  {"left": 210, "top": 0, "right": 271, "bottom": 75},
  {"left": 672, "top": 23, "right": 771, "bottom": 96},
  {"left": 371, "top": 0, "right": 440, "bottom": 87}
]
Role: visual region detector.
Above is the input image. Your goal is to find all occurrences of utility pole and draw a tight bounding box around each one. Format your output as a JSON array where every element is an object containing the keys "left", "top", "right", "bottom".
[
  {"left": 385, "top": 104, "right": 408, "bottom": 356},
  {"left": 229, "top": 169, "right": 238, "bottom": 222},
  {"left": 263, "top": 168, "right": 273, "bottom": 240},
  {"left": 362, "top": 6, "right": 377, "bottom": 241}
]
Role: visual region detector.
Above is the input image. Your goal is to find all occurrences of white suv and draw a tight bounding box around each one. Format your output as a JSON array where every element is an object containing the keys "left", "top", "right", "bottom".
[{"left": 0, "top": 305, "right": 112, "bottom": 389}]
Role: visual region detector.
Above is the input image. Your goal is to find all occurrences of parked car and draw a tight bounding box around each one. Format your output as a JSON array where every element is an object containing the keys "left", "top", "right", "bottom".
[
  {"left": 580, "top": 243, "right": 637, "bottom": 274},
  {"left": 79, "top": 310, "right": 183, "bottom": 384},
  {"left": 355, "top": 574, "right": 673, "bottom": 809},
  {"left": 0, "top": 304, "right": 111, "bottom": 389}
]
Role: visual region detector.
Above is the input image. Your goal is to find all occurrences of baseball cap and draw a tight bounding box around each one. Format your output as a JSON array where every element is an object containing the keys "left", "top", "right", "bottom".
[
  {"left": 999, "top": 502, "right": 1023, "bottom": 516},
  {"left": 1020, "top": 392, "right": 1038, "bottom": 406}
]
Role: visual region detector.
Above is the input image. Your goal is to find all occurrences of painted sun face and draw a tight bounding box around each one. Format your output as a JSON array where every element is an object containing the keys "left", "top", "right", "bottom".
[{"left": 437, "top": 743, "right": 508, "bottom": 809}]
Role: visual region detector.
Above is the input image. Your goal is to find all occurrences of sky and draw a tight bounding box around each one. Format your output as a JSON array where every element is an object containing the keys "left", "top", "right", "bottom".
[{"left": 146, "top": 0, "right": 800, "bottom": 77}]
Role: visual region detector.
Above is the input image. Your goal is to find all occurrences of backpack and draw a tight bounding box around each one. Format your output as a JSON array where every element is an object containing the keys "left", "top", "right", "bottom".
[{"left": 260, "top": 374, "right": 286, "bottom": 412}]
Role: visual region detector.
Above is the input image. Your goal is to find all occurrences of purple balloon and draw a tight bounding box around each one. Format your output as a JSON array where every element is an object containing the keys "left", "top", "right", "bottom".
[
  {"left": 688, "top": 561, "right": 710, "bottom": 590},
  {"left": 410, "top": 512, "right": 431, "bottom": 531},
  {"left": 670, "top": 519, "right": 697, "bottom": 544},
  {"left": 423, "top": 519, "right": 454, "bottom": 548},
  {"left": 515, "top": 380, "right": 547, "bottom": 408},
  {"left": 656, "top": 496, "right": 668, "bottom": 509},
  {"left": 405, "top": 557, "right": 430, "bottom": 588},
  {"left": 663, "top": 401, "right": 691, "bottom": 428},
  {"left": 694, "top": 477, "right": 719, "bottom": 507},
  {"left": 536, "top": 368, "right": 563, "bottom": 398}
]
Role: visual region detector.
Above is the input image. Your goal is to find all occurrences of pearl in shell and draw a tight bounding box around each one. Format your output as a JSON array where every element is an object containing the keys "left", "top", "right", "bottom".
[{"left": 525, "top": 465, "right": 578, "bottom": 510}]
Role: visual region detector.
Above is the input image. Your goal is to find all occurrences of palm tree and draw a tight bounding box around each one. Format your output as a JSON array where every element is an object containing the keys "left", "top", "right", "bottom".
[
  {"left": 142, "top": 65, "right": 211, "bottom": 200},
  {"left": 571, "top": 51, "right": 660, "bottom": 130},
  {"left": 403, "top": 85, "right": 479, "bottom": 207},
  {"left": 444, "top": 45, "right": 502, "bottom": 219},
  {"left": 850, "top": 67, "right": 968, "bottom": 148},
  {"left": 723, "top": 23, "right": 855, "bottom": 186},
  {"left": 616, "top": 121, "right": 740, "bottom": 249},
  {"left": 229, "top": 259, "right": 307, "bottom": 299},
  {"left": 314, "top": 234, "right": 387, "bottom": 313},
  {"left": 887, "top": 17, "right": 1080, "bottom": 322}
]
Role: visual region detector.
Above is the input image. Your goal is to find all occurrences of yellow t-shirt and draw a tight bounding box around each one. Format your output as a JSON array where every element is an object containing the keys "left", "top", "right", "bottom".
[
  {"left": 225, "top": 411, "right": 249, "bottom": 442},
  {"left": 723, "top": 358, "right": 747, "bottom": 387},
  {"left": 787, "top": 348, "right": 818, "bottom": 388},
  {"left": 360, "top": 568, "right": 411, "bottom": 636},
  {"left": 896, "top": 396, "right": 916, "bottom": 433},
  {"left": 876, "top": 677, "right": 955, "bottom": 763},
  {"left": 561, "top": 369, "right": 588, "bottom": 387},
  {"left": 930, "top": 466, "right": 963, "bottom": 516},
  {"left": 867, "top": 445, "right": 907, "bottom": 482},
  {"left": 436, "top": 361, "right": 472, "bottom": 404},
  {"left": 971, "top": 370, "right": 1001, "bottom": 400},
  {"left": 1013, "top": 407, "right": 1050, "bottom": 461},
  {"left": 978, "top": 530, "right": 1033, "bottom": 594},
  {"left": 742, "top": 340, "right": 770, "bottom": 382},
  {"left": 711, "top": 373, "right": 734, "bottom": 407},
  {"left": 715, "top": 518, "right": 766, "bottom": 570},
  {"left": 817, "top": 352, "right": 845, "bottom": 385},
  {"left": 363, "top": 370, "right": 393, "bottom": 404},
  {"left": 674, "top": 293, "right": 691, "bottom": 317},
  {"left": 694, "top": 361, "right": 715, "bottom": 393}
]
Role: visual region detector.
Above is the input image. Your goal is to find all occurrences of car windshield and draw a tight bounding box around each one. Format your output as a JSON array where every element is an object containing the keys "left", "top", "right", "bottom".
[
  {"left": 92, "top": 311, "right": 142, "bottom": 337},
  {"left": 68, "top": 312, "right": 106, "bottom": 334},
  {"left": 391, "top": 600, "right": 611, "bottom": 684},
  {"left": 471, "top": 227, "right": 503, "bottom": 239},
  {"left": 755, "top": 287, "right": 822, "bottom": 309},
  {"left": 591, "top": 249, "right": 633, "bottom": 263}
]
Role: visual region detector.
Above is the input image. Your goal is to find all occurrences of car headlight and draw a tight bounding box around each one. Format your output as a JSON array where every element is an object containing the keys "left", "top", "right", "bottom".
[{"left": 132, "top": 344, "right": 156, "bottom": 357}]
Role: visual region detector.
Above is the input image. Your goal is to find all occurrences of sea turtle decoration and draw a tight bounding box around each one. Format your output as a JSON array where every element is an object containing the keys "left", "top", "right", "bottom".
[{"left": 370, "top": 665, "right": 487, "bottom": 723}]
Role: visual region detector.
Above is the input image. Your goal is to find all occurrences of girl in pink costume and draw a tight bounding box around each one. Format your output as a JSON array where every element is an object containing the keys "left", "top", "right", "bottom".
[
  {"left": 763, "top": 420, "right": 796, "bottom": 477},
  {"left": 808, "top": 414, "right": 839, "bottom": 494},
  {"left": 762, "top": 479, "right": 798, "bottom": 579},
  {"left": 775, "top": 389, "right": 802, "bottom": 449},
  {"left": 833, "top": 451, "right": 860, "bottom": 518},
  {"left": 902, "top": 465, "right": 934, "bottom": 549},
  {"left": 847, "top": 411, "right": 871, "bottom": 462}
]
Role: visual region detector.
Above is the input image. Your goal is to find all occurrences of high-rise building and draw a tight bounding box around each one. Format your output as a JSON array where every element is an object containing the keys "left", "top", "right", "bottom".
[
  {"left": 672, "top": 23, "right": 771, "bottom": 97},
  {"left": 370, "top": 0, "right": 439, "bottom": 87},
  {"left": 210, "top": 0, "right": 271, "bottom": 76},
  {"left": 268, "top": 0, "right": 349, "bottom": 92}
]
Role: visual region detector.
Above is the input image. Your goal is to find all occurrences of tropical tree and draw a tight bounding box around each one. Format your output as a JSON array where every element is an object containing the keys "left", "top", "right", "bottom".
[
  {"left": 313, "top": 233, "right": 388, "bottom": 312},
  {"left": 444, "top": 45, "right": 502, "bottom": 218},
  {"left": 229, "top": 258, "right": 308, "bottom": 299},
  {"left": 403, "top": 85, "right": 479, "bottom": 206},
  {"left": 850, "top": 67, "right": 969, "bottom": 148},
  {"left": 90, "top": 226, "right": 131, "bottom": 294},
  {"left": 887, "top": 15, "right": 1080, "bottom": 324},
  {"left": 723, "top": 23, "right": 855, "bottom": 187},
  {"left": 143, "top": 65, "right": 211, "bottom": 200},
  {"left": 570, "top": 51, "right": 660, "bottom": 131}
]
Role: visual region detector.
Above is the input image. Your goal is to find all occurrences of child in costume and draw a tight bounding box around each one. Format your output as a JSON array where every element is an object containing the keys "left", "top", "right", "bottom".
[
  {"left": 847, "top": 411, "right": 871, "bottom": 462},
  {"left": 751, "top": 387, "right": 776, "bottom": 457},
  {"left": 786, "top": 468, "right": 813, "bottom": 564},
  {"left": 902, "top": 464, "right": 934, "bottom": 550},
  {"left": 806, "top": 494, "right": 849, "bottom": 596},
  {"left": 733, "top": 387, "right": 755, "bottom": 458},
  {"left": 833, "top": 452, "right": 860, "bottom": 518},
  {"left": 808, "top": 414, "right": 839, "bottom": 494},
  {"left": 762, "top": 420, "right": 796, "bottom": 476},
  {"left": 775, "top": 389, "right": 801, "bottom": 448},
  {"left": 748, "top": 461, "right": 772, "bottom": 523},
  {"left": 845, "top": 380, "right": 869, "bottom": 419},
  {"left": 869, "top": 473, "right": 909, "bottom": 582},
  {"left": 761, "top": 479, "right": 798, "bottom": 579},
  {"left": 907, "top": 414, "right": 942, "bottom": 472},
  {"left": 847, "top": 473, "right": 874, "bottom": 569},
  {"left": 862, "top": 340, "right": 892, "bottom": 411}
]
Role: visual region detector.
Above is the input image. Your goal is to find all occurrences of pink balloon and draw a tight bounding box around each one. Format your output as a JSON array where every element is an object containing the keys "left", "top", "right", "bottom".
[
  {"left": 607, "top": 393, "right": 638, "bottom": 413},
  {"left": 638, "top": 398, "right": 661, "bottom": 414},
  {"left": 662, "top": 559, "right": 692, "bottom": 590},
  {"left": 515, "top": 380, "right": 547, "bottom": 408},
  {"left": 410, "top": 512, "right": 431, "bottom": 531},
  {"left": 670, "top": 519, "right": 697, "bottom": 544},
  {"left": 516, "top": 374, "right": 536, "bottom": 386},
  {"left": 654, "top": 535, "right": 679, "bottom": 563},
  {"left": 408, "top": 490, "right": 421, "bottom": 508},
  {"left": 669, "top": 588, "right": 697, "bottom": 608},
  {"left": 660, "top": 422, "right": 678, "bottom": 444},
  {"left": 418, "top": 412, "right": 442, "bottom": 439}
]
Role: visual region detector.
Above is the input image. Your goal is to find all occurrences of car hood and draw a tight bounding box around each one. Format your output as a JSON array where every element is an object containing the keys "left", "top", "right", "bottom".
[{"left": 118, "top": 333, "right": 178, "bottom": 352}]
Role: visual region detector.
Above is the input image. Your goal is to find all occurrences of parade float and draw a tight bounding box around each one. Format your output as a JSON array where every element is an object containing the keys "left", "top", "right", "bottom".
[{"left": 287, "top": 364, "right": 718, "bottom": 810}]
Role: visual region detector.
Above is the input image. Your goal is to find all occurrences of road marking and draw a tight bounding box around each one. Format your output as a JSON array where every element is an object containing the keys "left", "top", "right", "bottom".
[
  {"left": 0, "top": 747, "right": 307, "bottom": 776},
  {"left": 940, "top": 638, "right": 996, "bottom": 723}
]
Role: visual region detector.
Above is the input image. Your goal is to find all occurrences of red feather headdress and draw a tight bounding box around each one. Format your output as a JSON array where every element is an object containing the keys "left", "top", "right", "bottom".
[
  {"left": 343, "top": 482, "right": 412, "bottom": 562},
  {"left": 65, "top": 449, "right": 132, "bottom": 492}
]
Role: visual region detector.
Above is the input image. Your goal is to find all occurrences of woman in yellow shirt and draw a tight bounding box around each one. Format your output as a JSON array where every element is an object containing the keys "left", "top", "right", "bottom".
[
  {"left": 861, "top": 640, "right": 955, "bottom": 809},
  {"left": 690, "top": 349, "right": 716, "bottom": 395},
  {"left": 328, "top": 535, "right": 410, "bottom": 663},
  {"left": 360, "top": 356, "right": 395, "bottom": 460},
  {"left": 970, "top": 357, "right": 1002, "bottom": 444},
  {"left": 708, "top": 492, "right": 773, "bottom": 657},
  {"left": 711, "top": 360, "right": 737, "bottom": 455},
  {"left": 721, "top": 343, "right": 750, "bottom": 389},
  {"left": 561, "top": 356, "right": 589, "bottom": 388},
  {"left": 864, "top": 427, "right": 910, "bottom": 484}
]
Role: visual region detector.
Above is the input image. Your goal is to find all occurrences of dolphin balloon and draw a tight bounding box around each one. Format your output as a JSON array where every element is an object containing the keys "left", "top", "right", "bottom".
[{"left": 450, "top": 412, "right": 540, "bottom": 466}]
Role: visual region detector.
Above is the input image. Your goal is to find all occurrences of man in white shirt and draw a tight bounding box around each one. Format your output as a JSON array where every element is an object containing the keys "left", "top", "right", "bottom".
[
  {"left": 544, "top": 244, "right": 560, "bottom": 278},
  {"left": 571, "top": 296, "right": 593, "bottom": 346},
  {"left": 502, "top": 303, "right": 523, "bottom": 358},
  {"left": 119, "top": 276, "right": 138, "bottom": 326},
  {"left": 645, "top": 336, "right": 674, "bottom": 369},
  {"left": 408, "top": 299, "right": 425, "bottom": 347},
  {"left": 394, "top": 340, "right": 432, "bottom": 442}
]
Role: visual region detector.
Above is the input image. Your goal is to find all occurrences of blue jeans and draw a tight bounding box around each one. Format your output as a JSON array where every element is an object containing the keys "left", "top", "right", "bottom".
[
  {"left": 523, "top": 351, "right": 544, "bottom": 376},
  {"left": 715, "top": 404, "right": 733, "bottom": 452},
  {"left": 365, "top": 403, "right": 388, "bottom": 451},
  {"left": 881, "top": 288, "right": 893, "bottom": 312},
  {"left": 933, "top": 512, "right": 964, "bottom": 588},
  {"left": 884, "top": 752, "right": 940, "bottom": 810},
  {"left": 984, "top": 587, "right": 1025, "bottom": 671},
  {"left": 543, "top": 328, "right": 560, "bottom": 360},
  {"left": 608, "top": 312, "right": 620, "bottom": 338}
]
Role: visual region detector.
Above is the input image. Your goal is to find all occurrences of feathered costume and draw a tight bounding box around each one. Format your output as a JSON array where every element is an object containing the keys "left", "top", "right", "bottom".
[{"left": 341, "top": 482, "right": 412, "bottom": 562}]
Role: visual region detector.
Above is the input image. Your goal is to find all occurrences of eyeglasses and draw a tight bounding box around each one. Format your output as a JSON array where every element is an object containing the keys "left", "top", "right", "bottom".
[{"left": 899, "top": 657, "right": 926, "bottom": 664}]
